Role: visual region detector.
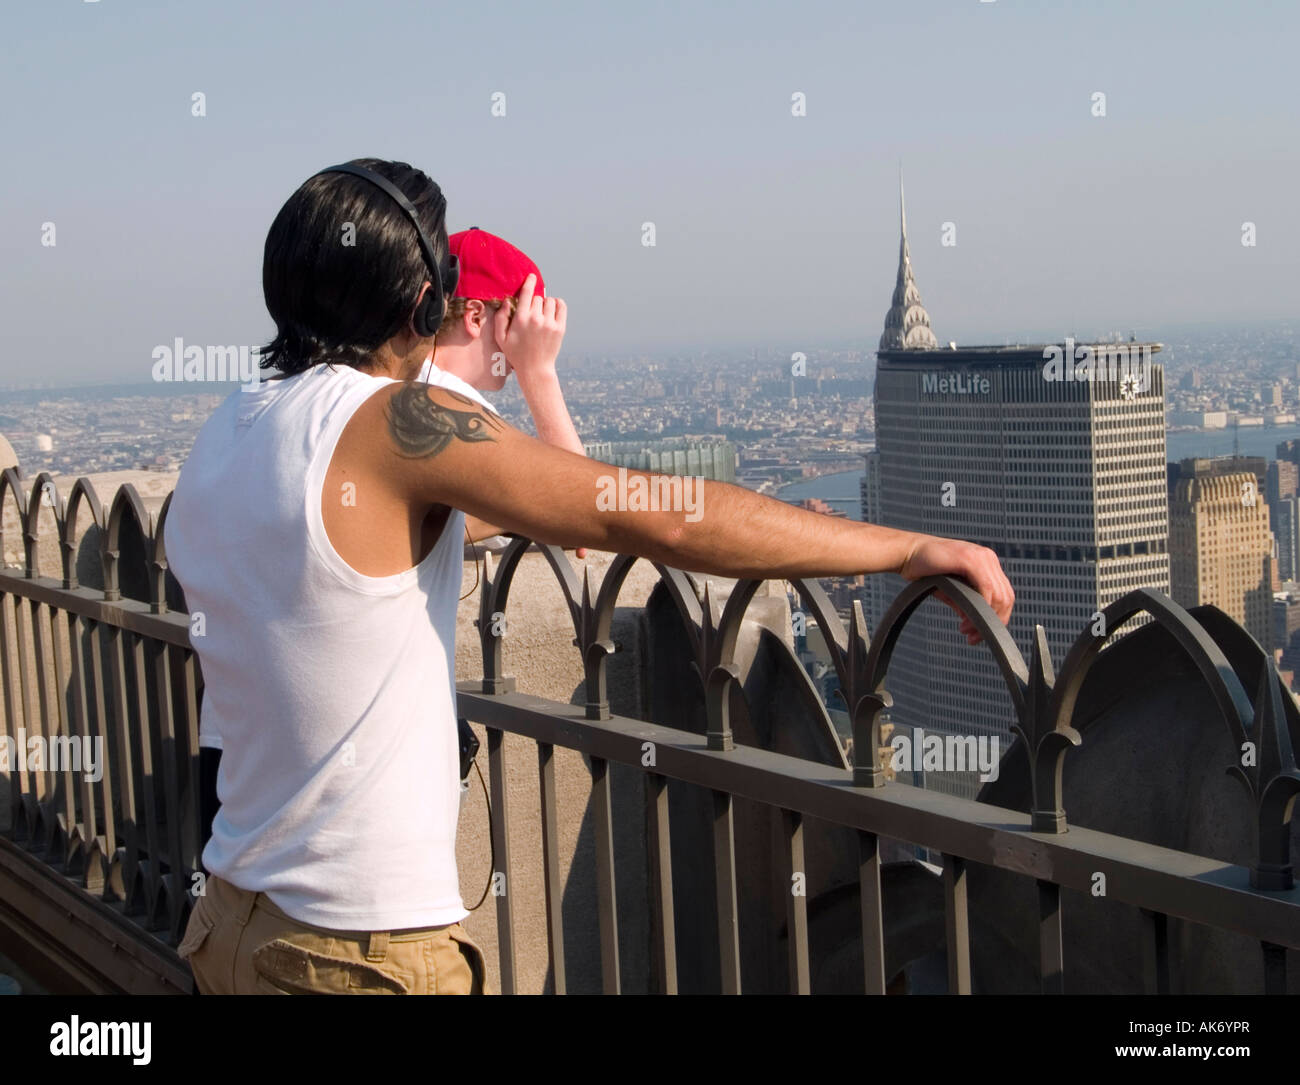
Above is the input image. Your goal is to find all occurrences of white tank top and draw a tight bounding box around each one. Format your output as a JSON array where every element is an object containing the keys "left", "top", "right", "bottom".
[{"left": 167, "top": 361, "right": 486, "bottom": 929}]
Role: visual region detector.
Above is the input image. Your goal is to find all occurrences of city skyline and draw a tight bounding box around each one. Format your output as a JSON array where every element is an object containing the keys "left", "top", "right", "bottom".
[
  {"left": 3, "top": 2, "right": 1298, "bottom": 386},
  {"left": 2, "top": 314, "right": 1297, "bottom": 478},
  {"left": 3, "top": 1, "right": 1298, "bottom": 1010}
]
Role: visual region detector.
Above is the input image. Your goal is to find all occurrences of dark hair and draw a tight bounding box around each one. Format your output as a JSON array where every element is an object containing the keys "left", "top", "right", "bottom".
[{"left": 260, "top": 158, "right": 449, "bottom": 377}]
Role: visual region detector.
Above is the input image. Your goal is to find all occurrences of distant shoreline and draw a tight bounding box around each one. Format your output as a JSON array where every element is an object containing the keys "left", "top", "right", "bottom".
[
  {"left": 775, "top": 421, "right": 1300, "bottom": 522},
  {"left": 0, "top": 381, "right": 219, "bottom": 405}
]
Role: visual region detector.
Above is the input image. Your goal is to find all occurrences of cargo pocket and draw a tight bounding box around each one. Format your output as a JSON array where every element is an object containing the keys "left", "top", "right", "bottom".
[
  {"left": 177, "top": 905, "right": 214, "bottom": 961},
  {"left": 251, "top": 938, "right": 413, "bottom": 995},
  {"left": 446, "top": 925, "right": 488, "bottom": 994}
]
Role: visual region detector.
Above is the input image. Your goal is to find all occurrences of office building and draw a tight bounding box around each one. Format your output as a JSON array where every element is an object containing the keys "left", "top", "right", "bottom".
[
  {"left": 1168, "top": 459, "right": 1274, "bottom": 652},
  {"left": 864, "top": 183, "right": 1170, "bottom": 799}
]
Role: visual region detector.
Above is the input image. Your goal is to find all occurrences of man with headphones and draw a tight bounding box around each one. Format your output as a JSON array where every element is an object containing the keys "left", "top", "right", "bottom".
[
  {"left": 188, "top": 228, "right": 583, "bottom": 871},
  {"left": 167, "top": 157, "right": 1015, "bottom": 995}
]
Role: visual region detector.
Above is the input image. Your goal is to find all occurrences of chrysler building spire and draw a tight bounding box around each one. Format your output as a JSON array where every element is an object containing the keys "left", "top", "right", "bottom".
[{"left": 879, "top": 172, "right": 939, "bottom": 350}]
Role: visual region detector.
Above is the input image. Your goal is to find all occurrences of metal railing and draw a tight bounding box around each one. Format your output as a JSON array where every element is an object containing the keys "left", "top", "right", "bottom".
[
  {"left": 0, "top": 469, "right": 196, "bottom": 993},
  {"left": 0, "top": 466, "right": 1297, "bottom": 993}
]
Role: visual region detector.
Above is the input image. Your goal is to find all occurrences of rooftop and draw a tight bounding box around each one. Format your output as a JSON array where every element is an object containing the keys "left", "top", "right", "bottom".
[
  {"left": 879, "top": 342, "right": 1165, "bottom": 364},
  {"left": 0, "top": 460, "right": 1296, "bottom": 996}
]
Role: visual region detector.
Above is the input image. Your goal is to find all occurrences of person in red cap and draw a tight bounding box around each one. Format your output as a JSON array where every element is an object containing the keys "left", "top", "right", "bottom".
[{"left": 415, "top": 227, "right": 584, "bottom": 551}]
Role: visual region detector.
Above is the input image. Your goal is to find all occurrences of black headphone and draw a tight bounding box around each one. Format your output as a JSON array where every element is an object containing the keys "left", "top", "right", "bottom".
[{"left": 313, "top": 162, "right": 460, "bottom": 337}]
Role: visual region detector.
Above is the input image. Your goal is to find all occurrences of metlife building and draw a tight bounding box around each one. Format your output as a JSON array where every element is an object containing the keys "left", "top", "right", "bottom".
[{"left": 863, "top": 189, "right": 1169, "bottom": 800}]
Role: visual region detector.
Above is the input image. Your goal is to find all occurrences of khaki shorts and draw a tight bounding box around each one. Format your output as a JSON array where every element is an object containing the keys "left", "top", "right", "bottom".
[{"left": 178, "top": 873, "right": 492, "bottom": 995}]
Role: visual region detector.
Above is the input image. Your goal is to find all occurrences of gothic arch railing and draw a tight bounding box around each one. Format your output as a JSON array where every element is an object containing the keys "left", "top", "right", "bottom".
[
  {"left": 471, "top": 546, "right": 1299, "bottom": 893},
  {"left": 61, "top": 476, "right": 105, "bottom": 589},
  {"left": 587, "top": 552, "right": 701, "bottom": 721},
  {"left": 0, "top": 468, "right": 29, "bottom": 573},
  {"left": 473, "top": 536, "right": 702, "bottom": 720},
  {"left": 1, "top": 467, "right": 1297, "bottom": 994},
  {"left": 103, "top": 483, "right": 152, "bottom": 603},
  {"left": 0, "top": 466, "right": 201, "bottom": 954},
  {"left": 857, "top": 574, "right": 1031, "bottom": 789},
  {"left": 1043, "top": 589, "right": 1250, "bottom": 834},
  {"left": 149, "top": 491, "right": 176, "bottom": 614},
  {"left": 475, "top": 537, "right": 843, "bottom": 754},
  {"left": 23, "top": 473, "right": 63, "bottom": 580},
  {"left": 456, "top": 540, "right": 1299, "bottom": 993}
]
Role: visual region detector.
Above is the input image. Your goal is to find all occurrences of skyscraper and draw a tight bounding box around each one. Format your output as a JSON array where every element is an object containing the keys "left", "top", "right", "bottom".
[
  {"left": 1168, "top": 460, "right": 1274, "bottom": 652},
  {"left": 864, "top": 181, "right": 1170, "bottom": 799},
  {"left": 1265, "top": 457, "right": 1297, "bottom": 581}
]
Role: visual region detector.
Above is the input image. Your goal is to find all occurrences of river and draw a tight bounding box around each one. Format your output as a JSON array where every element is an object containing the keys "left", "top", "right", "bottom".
[{"left": 776, "top": 424, "right": 1300, "bottom": 521}]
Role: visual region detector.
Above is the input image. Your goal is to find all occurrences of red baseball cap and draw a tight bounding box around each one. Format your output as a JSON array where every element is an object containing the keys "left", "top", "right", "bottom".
[{"left": 448, "top": 227, "right": 544, "bottom": 301}]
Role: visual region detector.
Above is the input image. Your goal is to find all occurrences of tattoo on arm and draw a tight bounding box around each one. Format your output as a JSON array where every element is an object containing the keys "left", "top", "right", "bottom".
[{"left": 386, "top": 382, "right": 504, "bottom": 458}]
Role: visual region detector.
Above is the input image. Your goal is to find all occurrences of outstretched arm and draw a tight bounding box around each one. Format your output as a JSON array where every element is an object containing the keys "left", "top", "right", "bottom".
[{"left": 361, "top": 382, "right": 1014, "bottom": 644}]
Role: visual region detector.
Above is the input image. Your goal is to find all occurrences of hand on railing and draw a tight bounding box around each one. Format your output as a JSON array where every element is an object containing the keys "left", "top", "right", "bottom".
[{"left": 898, "top": 535, "right": 1014, "bottom": 646}]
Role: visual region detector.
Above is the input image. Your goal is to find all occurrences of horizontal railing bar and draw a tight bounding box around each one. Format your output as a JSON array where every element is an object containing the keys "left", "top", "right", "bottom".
[
  {"left": 457, "top": 685, "right": 1300, "bottom": 951},
  {"left": 0, "top": 569, "right": 190, "bottom": 648}
]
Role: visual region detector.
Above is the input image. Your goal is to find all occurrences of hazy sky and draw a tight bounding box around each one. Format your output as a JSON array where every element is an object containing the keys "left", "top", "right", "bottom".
[{"left": 2, "top": 0, "right": 1297, "bottom": 385}]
